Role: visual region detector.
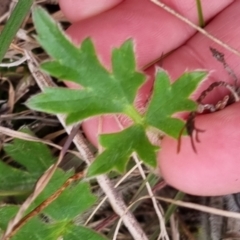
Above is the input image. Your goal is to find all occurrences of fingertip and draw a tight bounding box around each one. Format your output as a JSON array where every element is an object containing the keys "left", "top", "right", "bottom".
[
  {"left": 59, "top": 0, "right": 123, "bottom": 22},
  {"left": 158, "top": 102, "right": 240, "bottom": 196}
]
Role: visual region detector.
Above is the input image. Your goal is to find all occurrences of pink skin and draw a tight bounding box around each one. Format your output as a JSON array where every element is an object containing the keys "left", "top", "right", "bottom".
[
  {"left": 59, "top": 0, "right": 240, "bottom": 196},
  {"left": 59, "top": 0, "right": 122, "bottom": 22}
]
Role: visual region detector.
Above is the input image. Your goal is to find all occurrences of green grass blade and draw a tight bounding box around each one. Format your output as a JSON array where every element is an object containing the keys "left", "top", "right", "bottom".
[
  {"left": 0, "top": 0, "right": 33, "bottom": 62},
  {"left": 164, "top": 191, "right": 185, "bottom": 223},
  {"left": 196, "top": 0, "right": 205, "bottom": 27}
]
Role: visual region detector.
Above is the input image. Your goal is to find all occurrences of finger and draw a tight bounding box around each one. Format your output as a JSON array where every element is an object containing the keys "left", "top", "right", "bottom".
[
  {"left": 64, "top": 0, "right": 232, "bottom": 71},
  {"left": 59, "top": 0, "right": 123, "bottom": 22},
  {"left": 157, "top": 1, "right": 240, "bottom": 195},
  {"left": 160, "top": 102, "right": 240, "bottom": 196}
]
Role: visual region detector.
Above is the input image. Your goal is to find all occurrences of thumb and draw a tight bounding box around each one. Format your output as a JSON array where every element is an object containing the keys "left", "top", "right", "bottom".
[{"left": 159, "top": 102, "right": 240, "bottom": 196}]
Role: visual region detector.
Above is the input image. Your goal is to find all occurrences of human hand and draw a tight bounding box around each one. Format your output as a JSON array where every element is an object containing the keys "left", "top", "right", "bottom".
[{"left": 59, "top": 0, "right": 240, "bottom": 196}]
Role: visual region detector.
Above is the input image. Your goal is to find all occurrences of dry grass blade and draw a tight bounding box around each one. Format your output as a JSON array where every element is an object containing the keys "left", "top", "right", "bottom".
[
  {"left": 155, "top": 196, "right": 240, "bottom": 220},
  {"left": 169, "top": 215, "right": 179, "bottom": 240},
  {"left": 0, "top": 1, "right": 15, "bottom": 23},
  {"left": 84, "top": 163, "right": 140, "bottom": 225},
  {"left": 0, "top": 56, "right": 27, "bottom": 67},
  {"left": 0, "top": 78, "right": 15, "bottom": 113},
  {"left": 2, "top": 124, "right": 80, "bottom": 239},
  {"left": 0, "top": 125, "right": 82, "bottom": 158},
  {"left": 132, "top": 153, "right": 169, "bottom": 240},
  {"left": 114, "top": 195, "right": 240, "bottom": 240}
]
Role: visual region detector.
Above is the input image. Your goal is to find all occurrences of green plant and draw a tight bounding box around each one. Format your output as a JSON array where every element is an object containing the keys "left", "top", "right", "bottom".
[
  {"left": 0, "top": 128, "right": 106, "bottom": 240},
  {"left": 27, "top": 7, "right": 207, "bottom": 177},
  {"left": 0, "top": 5, "right": 208, "bottom": 240}
]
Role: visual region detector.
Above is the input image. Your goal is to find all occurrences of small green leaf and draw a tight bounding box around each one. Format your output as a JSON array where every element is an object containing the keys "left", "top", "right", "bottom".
[
  {"left": 4, "top": 128, "right": 54, "bottom": 173},
  {"left": 28, "top": 169, "right": 73, "bottom": 212},
  {"left": 44, "top": 182, "right": 96, "bottom": 221},
  {"left": 27, "top": 7, "right": 145, "bottom": 124},
  {"left": 0, "top": 206, "right": 106, "bottom": 240},
  {"left": 0, "top": 206, "right": 53, "bottom": 240},
  {"left": 0, "top": 161, "right": 35, "bottom": 195},
  {"left": 0, "top": 164, "right": 99, "bottom": 239},
  {"left": 0, "top": 128, "right": 55, "bottom": 196},
  {"left": 0, "top": 205, "right": 19, "bottom": 230},
  {"left": 87, "top": 125, "right": 158, "bottom": 177},
  {"left": 32, "top": 172, "right": 96, "bottom": 221},
  {"left": 146, "top": 69, "right": 207, "bottom": 138}
]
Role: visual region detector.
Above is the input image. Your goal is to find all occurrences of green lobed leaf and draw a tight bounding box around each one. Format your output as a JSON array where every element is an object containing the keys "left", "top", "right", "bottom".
[
  {"left": 0, "top": 205, "right": 19, "bottom": 230},
  {"left": 0, "top": 170, "right": 99, "bottom": 239},
  {"left": 11, "top": 217, "right": 54, "bottom": 240},
  {"left": 4, "top": 127, "right": 54, "bottom": 173},
  {"left": 0, "top": 161, "right": 35, "bottom": 195},
  {"left": 87, "top": 125, "right": 158, "bottom": 177},
  {"left": 145, "top": 69, "right": 207, "bottom": 138},
  {"left": 0, "top": 127, "right": 97, "bottom": 221},
  {"left": 27, "top": 169, "right": 73, "bottom": 212},
  {"left": 27, "top": 7, "right": 145, "bottom": 124},
  {"left": 44, "top": 182, "right": 96, "bottom": 221},
  {"left": 31, "top": 171, "right": 96, "bottom": 221},
  {"left": 26, "top": 7, "right": 208, "bottom": 181},
  {"left": 0, "top": 207, "right": 106, "bottom": 240},
  {"left": 0, "top": 132, "right": 100, "bottom": 239},
  {"left": 0, "top": 128, "right": 55, "bottom": 196},
  {"left": 0, "top": 205, "right": 53, "bottom": 240}
]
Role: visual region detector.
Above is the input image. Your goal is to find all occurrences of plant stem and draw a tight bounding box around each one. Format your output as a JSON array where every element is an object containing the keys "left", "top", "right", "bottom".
[
  {"left": 196, "top": 0, "right": 205, "bottom": 27},
  {"left": 124, "top": 105, "right": 144, "bottom": 125}
]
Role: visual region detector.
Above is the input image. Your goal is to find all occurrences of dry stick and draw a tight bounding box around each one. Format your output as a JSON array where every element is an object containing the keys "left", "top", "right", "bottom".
[
  {"left": 150, "top": 0, "right": 240, "bottom": 58},
  {"left": 115, "top": 194, "right": 240, "bottom": 236},
  {"left": 24, "top": 50, "right": 148, "bottom": 240},
  {"left": 84, "top": 163, "right": 140, "bottom": 225}
]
